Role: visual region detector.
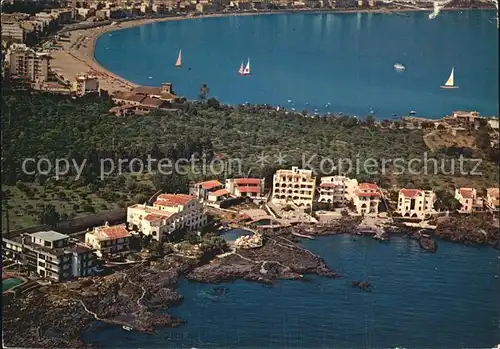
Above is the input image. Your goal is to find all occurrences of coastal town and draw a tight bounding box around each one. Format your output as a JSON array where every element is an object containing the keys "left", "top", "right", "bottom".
[
  {"left": 2, "top": 160, "right": 500, "bottom": 346},
  {"left": 1, "top": 0, "right": 497, "bottom": 102},
  {"left": 1, "top": 1, "right": 500, "bottom": 348}
]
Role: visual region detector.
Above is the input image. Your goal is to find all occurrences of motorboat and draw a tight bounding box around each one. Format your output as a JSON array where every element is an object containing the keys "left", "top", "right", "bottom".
[{"left": 394, "top": 63, "right": 406, "bottom": 71}]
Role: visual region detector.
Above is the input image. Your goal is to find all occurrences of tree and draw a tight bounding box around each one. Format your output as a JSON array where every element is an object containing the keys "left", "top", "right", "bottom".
[
  {"left": 199, "top": 83, "right": 209, "bottom": 101},
  {"left": 152, "top": 172, "right": 189, "bottom": 194},
  {"left": 39, "top": 204, "right": 61, "bottom": 226},
  {"left": 200, "top": 233, "right": 228, "bottom": 259},
  {"left": 185, "top": 231, "right": 201, "bottom": 245}
]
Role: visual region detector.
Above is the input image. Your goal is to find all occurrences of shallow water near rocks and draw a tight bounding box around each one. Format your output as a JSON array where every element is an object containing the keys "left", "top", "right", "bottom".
[{"left": 83, "top": 235, "right": 500, "bottom": 348}]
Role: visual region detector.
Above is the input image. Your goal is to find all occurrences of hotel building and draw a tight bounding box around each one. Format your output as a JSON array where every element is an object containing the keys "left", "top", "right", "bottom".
[
  {"left": 353, "top": 183, "right": 381, "bottom": 215},
  {"left": 271, "top": 167, "right": 316, "bottom": 207},
  {"left": 318, "top": 176, "right": 358, "bottom": 206},
  {"left": 8, "top": 43, "right": 50, "bottom": 82},
  {"left": 2, "top": 231, "right": 94, "bottom": 281},
  {"left": 225, "top": 178, "right": 265, "bottom": 200},
  {"left": 73, "top": 73, "right": 100, "bottom": 96},
  {"left": 127, "top": 193, "right": 207, "bottom": 242},
  {"left": 397, "top": 189, "right": 436, "bottom": 219},
  {"left": 85, "top": 223, "right": 131, "bottom": 258}
]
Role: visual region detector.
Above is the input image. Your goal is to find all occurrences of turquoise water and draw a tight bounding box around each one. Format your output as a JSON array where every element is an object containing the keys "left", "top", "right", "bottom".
[
  {"left": 221, "top": 228, "right": 254, "bottom": 242},
  {"left": 2, "top": 277, "right": 23, "bottom": 292},
  {"left": 95, "top": 11, "right": 499, "bottom": 118},
  {"left": 84, "top": 235, "right": 500, "bottom": 348}
]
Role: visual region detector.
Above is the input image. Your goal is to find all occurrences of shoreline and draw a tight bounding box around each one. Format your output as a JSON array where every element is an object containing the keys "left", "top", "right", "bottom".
[
  {"left": 3, "top": 225, "right": 498, "bottom": 347},
  {"left": 51, "top": 7, "right": 495, "bottom": 95}
]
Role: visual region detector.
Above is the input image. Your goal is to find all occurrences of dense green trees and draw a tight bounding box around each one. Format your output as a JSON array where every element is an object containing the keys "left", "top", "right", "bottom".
[{"left": 1, "top": 90, "right": 498, "bottom": 209}]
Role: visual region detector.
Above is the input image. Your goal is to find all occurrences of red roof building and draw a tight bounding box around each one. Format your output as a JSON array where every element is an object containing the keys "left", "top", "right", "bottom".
[{"left": 226, "top": 178, "right": 265, "bottom": 199}]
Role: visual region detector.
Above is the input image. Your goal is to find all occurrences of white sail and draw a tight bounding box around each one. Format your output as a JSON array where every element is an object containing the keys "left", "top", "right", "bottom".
[
  {"left": 444, "top": 67, "right": 454, "bottom": 86},
  {"left": 238, "top": 62, "right": 244, "bottom": 74},
  {"left": 175, "top": 49, "right": 182, "bottom": 67},
  {"left": 243, "top": 58, "right": 250, "bottom": 75}
]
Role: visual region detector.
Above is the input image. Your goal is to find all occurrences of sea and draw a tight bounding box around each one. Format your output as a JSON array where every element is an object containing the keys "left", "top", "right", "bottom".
[
  {"left": 83, "top": 235, "right": 500, "bottom": 348},
  {"left": 94, "top": 10, "right": 499, "bottom": 118}
]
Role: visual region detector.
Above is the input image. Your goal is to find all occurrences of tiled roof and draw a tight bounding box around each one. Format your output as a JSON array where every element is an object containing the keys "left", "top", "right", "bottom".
[
  {"left": 400, "top": 189, "right": 422, "bottom": 198},
  {"left": 199, "top": 180, "right": 223, "bottom": 190},
  {"left": 133, "top": 86, "right": 161, "bottom": 95},
  {"left": 358, "top": 183, "right": 378, "bottom": 190},
  {"left": 113, "top": 91, "right": 145, "bottom": 103},
  {"left": 237, "top": 186, "right": 261, "bottom": 193},
  {"left": 458, "top": 188, "right": 474, "bottom": 199},
  {"left": 97, "top": 225, "right": 131, "bottom": 240},
  {"left": 320, "top": 183, "right": 336, "bottom": 188},
  {"left": 155, "top": 193, "right": 195, "bottom": 206},
  {"left": 235, "top": 178, "right": 261, "bottom": 185},
  {"left": 209, "top": 188, "right": 229, "bottom": 197},
  {"left": 143, "top": 213, "right": 166, "bottom": 222},
  {"left": 141, "top": 97, "right": 166, "bottom": 108},
  {"left": 487, "top": 188, "right": 500, "bottom": 198}
]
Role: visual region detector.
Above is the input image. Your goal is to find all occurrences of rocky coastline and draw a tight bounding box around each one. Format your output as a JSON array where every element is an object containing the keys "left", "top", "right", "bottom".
[
  {"left": 2, "top": 232, "right": 338, "bottom": 348},
  {"left": 271, "top": 214, "right": 499, "bottom": 253},
  {"left": 3, "top": 214, "right": 498, "bottom": 347}
]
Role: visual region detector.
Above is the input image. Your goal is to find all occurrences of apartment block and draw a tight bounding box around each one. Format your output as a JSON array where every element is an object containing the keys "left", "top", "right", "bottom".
[
  {"left": 397, "top": 189, "right": 436, "bottom": 219},
  {"left": 127, "top": 194, "right": 207, "bottom": 242},
  {"left": 271, "top": 167, "right": 316, "bottom": 207},
  {"left": 1, "top": 23, "right": 25, "bottom": 42},
  {"left": 353, "top": 183, "right": 381, "bottom": 215},
  {"left": 8, "top": 43, "right": 50, "bottom": 82},
  {"left": 73, "top": 73, "right": 100, "bottom": 96},
  {"left": 225, "top": 178, "right": 265, "bottom": 200},
  {"left": 85, "top": 223, "right": 131, "bottom": 258},
  {"left": 2, "top": 231, "right": 94, "bottom": 282},
  {"left": 318, "top": 175, "right": 358, "bottom": 206}
]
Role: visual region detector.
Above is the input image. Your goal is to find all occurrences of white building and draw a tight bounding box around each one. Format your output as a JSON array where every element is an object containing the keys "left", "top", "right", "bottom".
[
  {"left": 225, "top": 178, "right": 265, "bottom": 200},
  {"left": 455, "top": 188, "right": 485, "bottom": 213},
  {"left": 2, "top": 230, "right": 94, "bottom": 281},
  {"left": 318, "top": 175, "right": 358, "bottom": 206},
  {"left": 85, "top": 223, "right": 131, "bottom": 258},
  {"left": 353, "top": 183, "right": 381, "bottom": 215},
  {"left": 8, "top": 43, "right": 50, "bottom": 83},
  {"left": 486, "top": 188, "right": 500, "bottom": 212},
  {"left": 73, "top": 73, "right": 99, "bottom": 96},
  {"left": 271, "top": 167, "right": 316, "bottom": 207},
  {"left": 192, "top": 180, "right": 229, "bottom": 202},
  {"left": 127, "top": 194, "right": 207, "bottom": 242},
  {"left": 397, "top": 189, "right": 436, "bottom": 219}
]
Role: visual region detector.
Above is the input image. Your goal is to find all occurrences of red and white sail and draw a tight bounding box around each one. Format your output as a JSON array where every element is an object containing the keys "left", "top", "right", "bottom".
[
  {"left": 238, "top": 62, "right": 244, "bottom": 75},
  {"left": 243, "top": 58, "right": 250, "bottom": 75}
]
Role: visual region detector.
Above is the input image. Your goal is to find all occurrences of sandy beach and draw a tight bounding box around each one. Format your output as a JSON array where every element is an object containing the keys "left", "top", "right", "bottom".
[{"left": 49, "top": 7, "right": 486, "bottom": 94}]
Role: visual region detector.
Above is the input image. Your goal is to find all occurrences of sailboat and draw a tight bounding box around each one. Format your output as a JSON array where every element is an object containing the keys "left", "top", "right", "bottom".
[
  {"left": 174, "top": 49, "right": 182, "bottom": 68},
  {"left": 239, "top": 58, "right": 250, "bottom": 76},
  {"left": 440, "top": 67, "right": 458, "bottom": 89}
]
